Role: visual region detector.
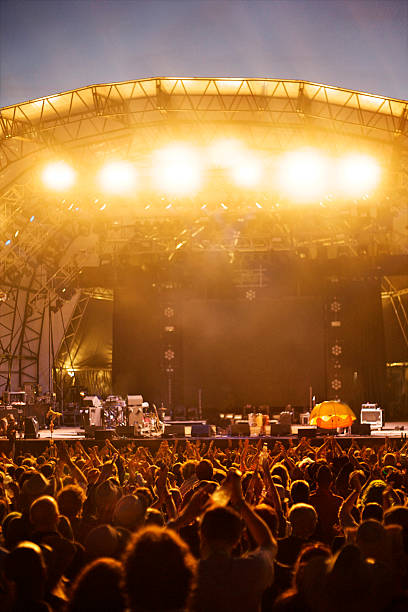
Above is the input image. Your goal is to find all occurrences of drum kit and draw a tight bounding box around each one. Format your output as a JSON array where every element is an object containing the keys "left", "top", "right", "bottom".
[
  {"left": 103, "top": 396, "right": 164, "bottom": 435},
  {"left": 103, "top": 396, "right": 126, "bottom": 428}
]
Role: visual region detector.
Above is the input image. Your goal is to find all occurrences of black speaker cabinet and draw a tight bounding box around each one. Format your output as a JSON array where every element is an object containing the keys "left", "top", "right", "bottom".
[
  {"left": 94, "top": 428, "right": 116, "bottom": 441},
  {"left": 116, "top": 425, "right": 135, "bottom": 438},
  {"left": 297, "top": 427, "right": 317, "bottom": 439},
  {"left": 317, "top": 428, "right": 337, "bottom": 436},
  {"left": 230, "top": 422, "right": 250, "bottom": 436},
  {"left": 191, "top": 423, "right": 212, "bottom": 437},
  {"left": 24, "top": 416, "right": 39, "bottom": 439},
  {"left": 270, "top": 423, "right": 291, "bottom": 436},
  {"left": 351, "top": 422, "right": 371, "bottom": 436},
  {"left": 164, "top": 424, "right": 185, "bottom": 436}
]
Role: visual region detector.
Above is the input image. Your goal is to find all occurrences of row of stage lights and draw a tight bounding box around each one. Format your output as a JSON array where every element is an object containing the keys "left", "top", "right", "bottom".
[{"left": 41, "top": 141, "right": 382, "bottom": 201}]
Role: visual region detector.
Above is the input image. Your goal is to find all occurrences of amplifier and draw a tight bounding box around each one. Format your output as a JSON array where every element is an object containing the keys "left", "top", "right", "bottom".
[{"left": 361, "top": 404, "right": 382, "bottom": 428}]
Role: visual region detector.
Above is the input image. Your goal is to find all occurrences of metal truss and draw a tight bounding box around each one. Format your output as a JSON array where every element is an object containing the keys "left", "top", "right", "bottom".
[
  {"left": 0, "top": 180, "right": 82, "bottom": 392},
  {"left": 98, "top": 200, "right": 404, "bottom": 261},
  {"left": 53, "top": 290, "right": 89, "bottom": 373},
  {"left": 1, "top": 78, "right": 407, "bottom": 182},
  {"left": 382, "top": 277, "right": 408, "bottom": 352}
]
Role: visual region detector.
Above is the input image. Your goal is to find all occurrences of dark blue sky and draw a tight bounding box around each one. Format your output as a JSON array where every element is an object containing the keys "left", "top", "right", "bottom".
[{"left": 0, "top": 0, "right": 407, "bottom": 108}]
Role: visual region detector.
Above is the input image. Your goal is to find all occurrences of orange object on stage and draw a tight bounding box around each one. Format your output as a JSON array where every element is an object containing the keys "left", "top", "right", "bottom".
[{"left": 310, "top": 401, "right": 356, "bottom": 429}]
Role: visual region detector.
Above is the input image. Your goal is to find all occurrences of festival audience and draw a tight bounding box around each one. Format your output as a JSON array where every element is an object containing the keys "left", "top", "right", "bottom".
[{"left": 0, "top": 433, "right": 407, "bottom": 611}]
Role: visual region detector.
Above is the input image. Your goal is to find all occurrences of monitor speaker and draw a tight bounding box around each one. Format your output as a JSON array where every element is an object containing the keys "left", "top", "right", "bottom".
[
  {"left": 230, "top": 422, "right": 250, "bottom": 436},
  {"left": 351, "top": 422, "right": 371, "bottom": 435},
  {"left": 191, "top": 423, "right": 212, "bottom": 437},
  {"left": 317, "top": 428, "right": 337, "bottom": 436},
  {"left": 164, "top": 423, "right": 185, "bottom": 436},
  {"left": 297, "top": 427, "right": 317, "bottom": 439},
  {"left": 84, "top": 425, "right": 95, "bottom": 438},
  {"left": 24, "top": 416, "right": 39, "bottom": 439},
  {"left": 116, "top": 425, "right": 135, "bottom": 438},
  {"left": 94, "top": 428, "right": 116, "bottom": 441},
  {"left": 270, "top": 422, "right": 291, "bottom": 436}
]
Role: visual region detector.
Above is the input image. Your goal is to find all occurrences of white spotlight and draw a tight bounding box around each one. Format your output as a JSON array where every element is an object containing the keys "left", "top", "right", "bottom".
[
  {"left": 337, "top": 154, "right": 381, "bottom": 196},
  {"left": 230, "top": 154, "right": 263, "bottom": 188},
  {"left": 279, "top": 150, "right": 328, "bottom": 201},
  {"left": 42, "top": 161, "right": 76, "bottom": 190},
  {"left": 152, "top": 144, "right": 202, "bottom": 195},
  {"left": 99, "top": 161, "right": 136, "bottom": 194},
  {"left": 208, "top": 138, "right": 245, "bottom": 168}
]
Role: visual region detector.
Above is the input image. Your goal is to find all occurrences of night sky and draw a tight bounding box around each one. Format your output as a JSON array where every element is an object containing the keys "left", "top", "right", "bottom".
[{"left": 0, "top": 0, "right": 407, "bottom": 108}]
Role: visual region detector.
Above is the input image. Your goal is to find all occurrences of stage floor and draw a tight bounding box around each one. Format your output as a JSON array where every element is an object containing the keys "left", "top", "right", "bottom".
[
  {"left": 0, "top": 421, "right": 406, "bottom": 455},
  {"left": 36, "top": 421, "right": 408, "bottom": 441}
]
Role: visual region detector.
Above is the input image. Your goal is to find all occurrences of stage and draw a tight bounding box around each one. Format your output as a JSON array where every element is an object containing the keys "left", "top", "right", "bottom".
[{"left": 1, "top": 421, "right": 407, "bottom": 455}]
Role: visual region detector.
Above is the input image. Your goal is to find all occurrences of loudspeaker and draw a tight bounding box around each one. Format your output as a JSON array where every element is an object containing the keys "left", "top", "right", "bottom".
[
  {"left": 191, "top": 423, "right": 212, "bottom": 437},
  {"left": 230, "top": 422, "right": 250, "bottom": 436},
  {"left": 270, "top": 423, "right": 291, "bottom": 436},
  {"left": 24, "top": 416, "right": 39, "bottom": 439},
  {"left": 164, "top": 424, "right": 185, "bottom": 436},
  {"left": 84, "top": 425, "right": 95, "bottom": 438},
  {"left": 116, "top": 426, "right": 135, "bottom": 438},
  {"left": 94, "top": 428, "right": 116, "bottom": 441},
  {"left": 297, "top": 427, "right": 317, "bottom": 438},
  {"left": 351, "top": 422, "right": 371, "bottom": 435}
]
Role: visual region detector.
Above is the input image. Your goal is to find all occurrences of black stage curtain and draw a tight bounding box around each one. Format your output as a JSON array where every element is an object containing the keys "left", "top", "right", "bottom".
[
  {"left": 339, "top": 279, "right": 386, "bottom": 411},
  {"left": 181, "top": 296, "right": 326, "bottom": 415},
  {"left": 112, "top": 278, "right": 162, "bottom": 403},
  {"left": 383, "top": 293, "right": 408, "bottom": 364}
]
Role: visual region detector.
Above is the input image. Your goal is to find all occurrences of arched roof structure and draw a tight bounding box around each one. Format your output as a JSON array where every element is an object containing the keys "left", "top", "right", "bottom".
[{"left": 0, "top": 78, "right": 407, "bottom": 394}]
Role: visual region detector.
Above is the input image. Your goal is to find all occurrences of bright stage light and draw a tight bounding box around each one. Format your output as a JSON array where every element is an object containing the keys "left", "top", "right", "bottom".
[
  {"left": 152, "top": 144, "right": 202, "bottom": 195},
  {"left": 208, "top": 138, "right": 245, "bottom": 168},
  {"left": 42, "top": 161, "right": 76, "bottom": 191},
  {"left": 99, "top": 161, "right": 136, "bottom": 194},
  {"left": 279, "top": 150, "right": 328, "bottom": 201},
  {"left": 337, "top": 154, "right": 381, "bottom": 196},
  {"left": 230, "top": 155, "right": 263, "bottom": 188}
]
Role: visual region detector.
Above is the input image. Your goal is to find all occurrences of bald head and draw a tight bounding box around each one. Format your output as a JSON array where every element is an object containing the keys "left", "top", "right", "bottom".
[{"left": 289, "top": 503, "right": 317, "bottom": 539}]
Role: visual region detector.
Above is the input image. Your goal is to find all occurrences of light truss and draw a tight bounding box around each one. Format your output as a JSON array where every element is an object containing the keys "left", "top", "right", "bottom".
[
  {"left": 1, "top": 79, "right": 408, "bottom": 186},
  {"left": 53, "top": 291, "right": 89, "bottom": 373}
]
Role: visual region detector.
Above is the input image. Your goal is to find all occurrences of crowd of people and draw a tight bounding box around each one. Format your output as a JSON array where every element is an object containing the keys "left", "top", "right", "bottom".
[{"left": 0, "top": 433, "right": 408, "bottom": 611}]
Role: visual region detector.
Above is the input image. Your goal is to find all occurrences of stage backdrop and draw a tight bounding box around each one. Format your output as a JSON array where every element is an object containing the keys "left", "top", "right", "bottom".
[
  {"left": 112, "top": 281, "right": 162, "bottom": 403},
  {"left": 112, "top": 274, "right": 385, "bottom": 415},
  {"left": 113, "top": 288, "right": 326, "bottom": 413},
  {"left": 181, "top": 297, "right": 325, "bottom": 415}
]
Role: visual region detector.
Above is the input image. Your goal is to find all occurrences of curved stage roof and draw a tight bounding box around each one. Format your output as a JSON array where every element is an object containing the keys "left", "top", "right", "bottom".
[{"left": 1, "top": 78, "right": 407, "bottom": 181}]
